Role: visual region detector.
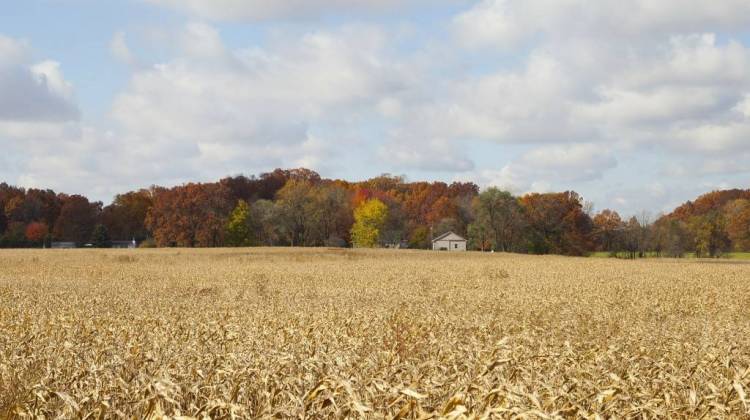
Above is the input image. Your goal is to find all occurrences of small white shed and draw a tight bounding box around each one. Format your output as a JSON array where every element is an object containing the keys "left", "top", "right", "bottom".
[{"left": 432, "top": 231, "right": 467, "bottom": 251}]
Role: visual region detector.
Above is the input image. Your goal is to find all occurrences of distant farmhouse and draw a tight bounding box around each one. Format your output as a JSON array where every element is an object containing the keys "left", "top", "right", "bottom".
[
  {"left": 111, "top": 240, "right": 138, "bottom": 249},
  {"left": 432, "top": 231, "right": 467, "bottom": 251},
  {"left": 50, "top": 242, "right": 76, "bottom": 249},
  {"left": 50, "top": 240, "right": 137, "bottom": 249},
  {"left": 384, "top": 240, "right": 409, "bottom": 249}
]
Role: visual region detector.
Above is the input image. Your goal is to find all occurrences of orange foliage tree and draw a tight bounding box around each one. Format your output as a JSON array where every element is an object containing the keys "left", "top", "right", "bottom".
[
  {"left": 25, "top": 222, "right": 49, "bottom": 244},
  {"left": 146, "top": 183, "right": 233, "bottom": 247}
]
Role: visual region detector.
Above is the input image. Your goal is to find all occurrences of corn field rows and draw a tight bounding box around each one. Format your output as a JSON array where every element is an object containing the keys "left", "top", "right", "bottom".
[{"left": 1, "top": 248, "right": 749, "bottom": 418}]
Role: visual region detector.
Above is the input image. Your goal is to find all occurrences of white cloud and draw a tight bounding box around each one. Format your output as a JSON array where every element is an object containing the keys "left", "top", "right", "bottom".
[
  {"left": 459, "top": 144, "right": 617, "bottom": 193},
  {"left": 111, "top": 31, "right": 138, "bottom": 67},
  {"left": 179, "top": 23, "right": 227, "bottom": 58},
  {"left": 389, "top": 51, "right": 591, "bottom": 148},
  {"left": 109, "top": 23, "right": 409, "bottom": 184},
  {"left": 422, "top": 24, "right": 750, "bottom": 168},
  {"left": 0, "top": 35, "right": 28, "bottom": 64},
  {"left": 31, "top": 61, "right": 75, "bottom": 100},
  {"left": 0, "top": 120, "right": 119, "bottom": 198},
  {"left": 0, "top": 35, "right": 120, "bottom": 197},
  {"left": 5, "top": 1, "right": 750, "bottom": 213},
  {"left": 453, "top": 0, "right": 530, "bottom": 49},
  {"left": 734, "top": 94, "right": 750, "bottom": 118},
  {"left": 453, "top": 0, "right": 750, "bottom": 49},
  {"left": 0, "top": 35, "right": 78, "bottom": 122},
  {"left": 145, "top": 0, "right": 457, "bottom": 21},
  {"left": 104, "top": 11, "right": 750, "bottom": 190},
  {"left": 381, "top": 137, "right": 474, "bottom": 172},
  {"left": 671, "top": 122, "right": 750, "bottom": 154}
]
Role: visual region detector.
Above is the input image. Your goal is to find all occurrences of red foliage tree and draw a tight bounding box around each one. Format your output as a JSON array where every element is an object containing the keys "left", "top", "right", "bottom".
[
  {"left": 25, "top": 222, "right": 49, "bottom": 243},
  {"left": 520, "top": 191, "right": 594, "bottom": 256}
]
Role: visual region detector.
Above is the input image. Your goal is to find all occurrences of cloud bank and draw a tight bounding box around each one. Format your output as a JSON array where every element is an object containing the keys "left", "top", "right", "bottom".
[{"left": 2, "top": 0, "right": 750, "bottom": 215}]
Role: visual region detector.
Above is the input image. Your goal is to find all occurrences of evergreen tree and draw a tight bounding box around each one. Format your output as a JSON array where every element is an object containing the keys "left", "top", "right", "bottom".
[{"left": 91, "top": 224, "right": 111, "bottom": 248}]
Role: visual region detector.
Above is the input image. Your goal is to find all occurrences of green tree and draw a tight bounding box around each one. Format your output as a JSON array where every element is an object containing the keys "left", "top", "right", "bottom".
[
  {"left": 225, "top": 200, "right": 253, "bottom": 247},
  {"left": 91, "top": 224, "right": 111, "bottom": 248},
  {"left": 275, "top": 179, "right": 314, "bottom": 246},
  {"left": 306, "top": 184, "right": 353, "bottom": 246},
  {"left": 473, "top": 188, "right": 525, "bottom": 252},
  {"left": 408, "top": 225, "right": 430, "bottom": 249},
  {"left": 468, "top": 220, "right": 492, "bottom": 251},
  {"left": 351, "top": 199, "right": 388, "bottom": 248},
  {"left": 252, "top": 199, "right": 281, "bottom": 246},
  {"left": 665, "top": 219, "right": 690, "bottom": 258}
]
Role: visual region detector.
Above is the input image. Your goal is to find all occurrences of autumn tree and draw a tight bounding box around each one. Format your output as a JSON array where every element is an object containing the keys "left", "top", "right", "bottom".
[
  {"left": 650, "top": 217, "right": 690, "bottom": 257},
  {"left": 688, "top": 212, "right": 730, "bottom": 258},
  {"left": 101, "top": 190, "right": 153, "bottom": 241},
  {"left": 6, "top": 170, "right": 750, "bottom": 256},
  {"left": 25, "top": 222, "right": 49, "bottom": 245},
  {"left": 351, "top": 199, "right": 388, "bottom": 248},
  {"left": 53, "top": 195, "right": 101, "bottom": 245},
  {"left": 592, "top": 209, "right": 624, "bottom": 254},
  {"left": 220, "top": 175, "right": 262, "bottom": 203},
  {"left": 520, "top": 191, "right": 594, "bottom": 256},
  {"left": 1, "top": 222, "right": 27, "bottom": 247},
  {"left": 398, "top": 180, "right": 478, "bottom": 248},
  {"left": 3, "top": 189, "right": 60, "bottom": 227},
  {"left": 0, "top": 183, "right": 25, "bottom": 225},
  {"left": 3, "top": 196, "right": 25, "bottom": 223},
  {"left": 275, "top": 179, "right": 315, "bottom": 246},
  {"left": 308, "top": 183, "right": 353, "bottom": 246},
  {"left": 408, "top": 226, "right": 431, "bottom": 249},
  {"left": 0, "top": 210, "right": 6, "bottom": 236},
  {"left": 146, "top": 183, "right": 233, "bottom": 247},
  {"left": 380, "top": 197, "right": 407, "bottom": 247},
  {"left": 622, "top": 217, "right": 643, "bottom": 259},
  {"left": 225, "top": 200, "right": 254, "bottom": 247},
  {"left": 0, "top": 185, "right": 61, "bottom": 246},
  {"left": 671, "top": 189, "right": 750, "bottom": 221},
  {"left": 724, "top": 199, "right": 750, "bottom": 251},
  {"left": 453, "top": 191, "right": 477, "bottom": 238},
  {"left": 273, "top": 179, "right": 354, "bottom": 247}
]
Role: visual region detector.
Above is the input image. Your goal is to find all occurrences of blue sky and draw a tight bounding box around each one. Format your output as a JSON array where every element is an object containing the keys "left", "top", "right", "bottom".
[{"left": 1, "top": 0, "right": 750, "bottom": 217}]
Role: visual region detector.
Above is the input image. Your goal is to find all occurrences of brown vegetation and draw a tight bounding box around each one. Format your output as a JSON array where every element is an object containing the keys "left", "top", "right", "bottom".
[{"left": 1, "top": 248, "right": 749, "bottom": 417}]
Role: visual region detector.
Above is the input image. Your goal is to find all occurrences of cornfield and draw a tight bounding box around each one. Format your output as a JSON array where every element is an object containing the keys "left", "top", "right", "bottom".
[{"left": 1, "top": 248, "right": 749, "bottom": 418}]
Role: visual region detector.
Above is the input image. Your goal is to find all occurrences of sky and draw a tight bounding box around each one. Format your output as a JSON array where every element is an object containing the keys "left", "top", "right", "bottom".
[{"left": 1, "top": 0, "right": 749, "bottom": 217}]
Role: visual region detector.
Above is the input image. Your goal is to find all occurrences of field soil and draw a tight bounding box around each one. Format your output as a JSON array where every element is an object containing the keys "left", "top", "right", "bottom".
[{"left": 1, "top": 248, "right": 749, "bottom": 418}]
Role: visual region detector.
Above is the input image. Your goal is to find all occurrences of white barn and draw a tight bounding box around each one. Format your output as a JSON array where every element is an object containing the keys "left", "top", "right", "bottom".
[{"left": 432, "top": 231, "right": 467, "bottom": 251}]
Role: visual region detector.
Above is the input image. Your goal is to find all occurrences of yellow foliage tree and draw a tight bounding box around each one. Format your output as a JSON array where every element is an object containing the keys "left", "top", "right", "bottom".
[{"left": 351, "top": 198, "right": 388, "bottom": 248}]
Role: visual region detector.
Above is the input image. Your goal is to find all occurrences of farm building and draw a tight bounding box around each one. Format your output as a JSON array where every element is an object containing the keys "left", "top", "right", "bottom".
[
  {"left": 384, "top": 240, "right": 409, "bottom": 249},
  {"left": 50, "top": 242, "right": 76, "bottom": 249},
  {"left": 432, "top": 231, "right": 467, "bottom": 251},
  {"left": 111, "top": 240, "right": 138, "bottom": 249}
]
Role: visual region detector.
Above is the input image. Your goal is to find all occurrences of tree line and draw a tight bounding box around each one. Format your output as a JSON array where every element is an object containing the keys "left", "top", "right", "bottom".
[{"left": 1, "top": 169, "right": 748, "bottom": 256}]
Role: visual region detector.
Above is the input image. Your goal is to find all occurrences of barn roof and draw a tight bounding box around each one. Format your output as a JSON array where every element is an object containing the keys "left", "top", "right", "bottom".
[{"left": 432, "top": 231, "right": 466, "bottom": 242}]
